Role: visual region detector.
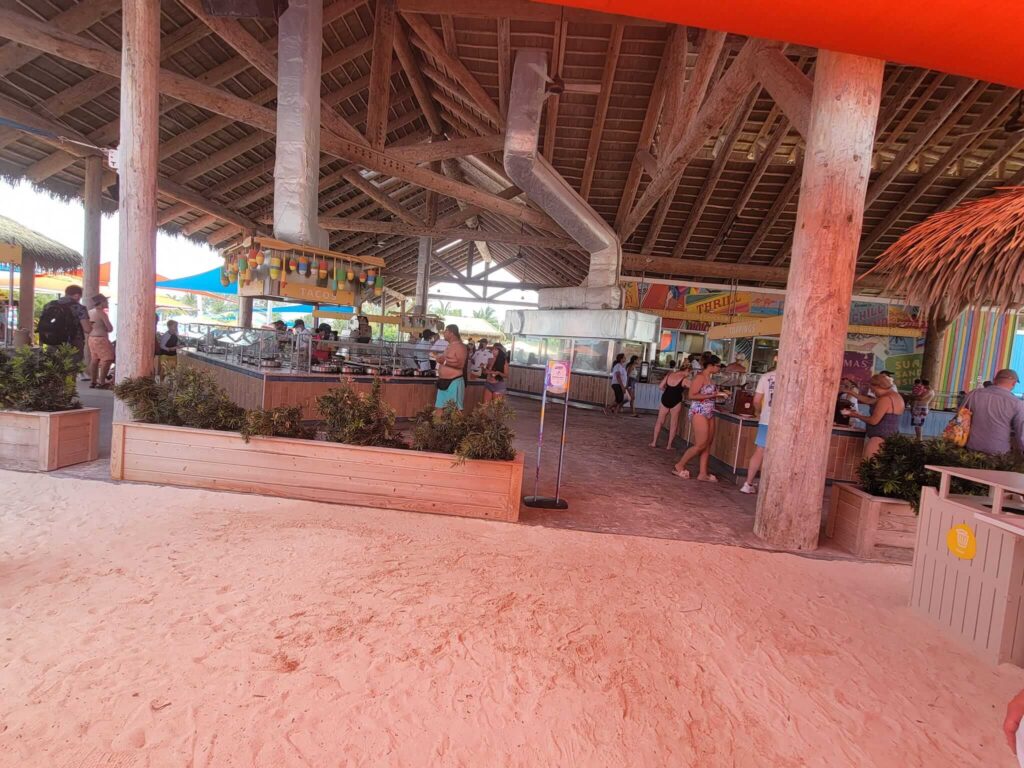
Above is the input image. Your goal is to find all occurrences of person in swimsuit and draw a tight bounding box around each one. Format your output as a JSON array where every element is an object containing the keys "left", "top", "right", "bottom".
[
  {"left": 435, "top": 324, "right": 468, "bottom": 412},
  {"left": 674, "top": 355, "right": 726, "bottom": 481},
  {"left": 844, "top": 372, "right": 905, "bottom": 458},
  {"left": 650, "top": 366, "right": 691, "bottom": 449}
]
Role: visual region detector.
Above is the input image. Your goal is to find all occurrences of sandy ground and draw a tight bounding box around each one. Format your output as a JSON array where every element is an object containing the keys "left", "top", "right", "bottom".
[{"left": 1, "top": 470, "right": 1022, "bottom": 767}]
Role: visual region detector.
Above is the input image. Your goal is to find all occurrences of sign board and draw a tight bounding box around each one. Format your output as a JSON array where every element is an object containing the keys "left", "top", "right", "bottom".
[
  {"left": 706, "top": 314, "right": 784, "bottom": 341},
  {"left": 0, "top": 243, "right": 23, "bottom": 266},
  {"left": 544, "top": 359, "right": 571, "bottom": 395},
  {"left": 842, "top": 351, "right": 875, "bottom": 385},
  {"left": 946, "top": 524, "right": 977, "bottom": 560}
]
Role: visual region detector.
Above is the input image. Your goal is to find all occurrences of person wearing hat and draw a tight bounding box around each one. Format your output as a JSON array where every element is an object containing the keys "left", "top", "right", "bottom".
[{"left": 87, "top": 294, "right": 115, "bottom": 388}]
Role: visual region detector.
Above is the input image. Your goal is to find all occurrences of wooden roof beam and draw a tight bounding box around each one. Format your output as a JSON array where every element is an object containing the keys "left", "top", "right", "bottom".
[
  {"left": 613, "top": 25, "right": 682, "bottom": 230},
  {"left": 755, "top": 48, "right": 812, "bottom": 137},
  {"left": 542, "top": 20, "right": 568, "bottom": 162},
  {"left": 672, "top": 91, "right": 759, "bottom": 258},
  {"left": 402, "top": 12, "right": 503, "bottom": 129},
  {"left": 0, "top": 0, "right": 119, "bottom": 76},
  {"left": 341, "top": 168, "right": 425, "bottom": 226},
  {"left": 317, "top": 218, "right": 577, "bottom": 249},
  {"left": 393, "top": 16, "right": 444, "bottom": 135},
  {"left": 620, "top": 38, "right": 774, "bottom": 240},
  {"left": 177, "top": 0, "right": 278, "bottom": 83},
  {"left": 864, "top": 75, "right": 976, "bottom": 208},
  {"left": 661, "top": 30, "right": 724, "bottom": 159},
  {"left": 366, "top": 0, "right": 397, "bottom": 150},
  {"left": 497, "top": 18, "right": 511, "bottom": 122},
  {"left": 580, "top": 25, "right": 624, "bottom": 200},
  {"left": 386, "top": 134, "right": 504, "bottom": 163},
  {"left": 0, "top": 8, "right": 552, "bottom": 229},
  {"left": 737, "top": 169, "right": 801, "bottom": 264},
  {"left": 857, "top": 87, "right": 1019, "bottom": 256},
  {"left": 935, "top": 130, "right": 1024, "bottom": 212}
]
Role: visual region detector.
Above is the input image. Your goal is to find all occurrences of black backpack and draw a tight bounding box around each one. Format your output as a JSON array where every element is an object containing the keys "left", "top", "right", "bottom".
[{"left": 37, "top": 300, "right": 76, "bottom": 345}]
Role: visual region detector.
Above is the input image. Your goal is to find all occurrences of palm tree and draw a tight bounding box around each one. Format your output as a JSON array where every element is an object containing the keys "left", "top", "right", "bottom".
[
  {"left": 429, "top": 301, "right": 461, "bottom": 317},
  {"left": 472, "top": 306, "right": 499, "bottom": 328}
]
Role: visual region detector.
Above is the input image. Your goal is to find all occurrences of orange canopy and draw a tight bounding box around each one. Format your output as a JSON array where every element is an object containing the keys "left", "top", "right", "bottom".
[{"left": 538, "top": 0, "right": 1024, "bottom": 89}]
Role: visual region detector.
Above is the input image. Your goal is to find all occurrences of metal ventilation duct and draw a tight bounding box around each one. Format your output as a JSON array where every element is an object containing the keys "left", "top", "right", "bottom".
[{"left": 504, "top": 49, "right": 623, "bottom": 310}]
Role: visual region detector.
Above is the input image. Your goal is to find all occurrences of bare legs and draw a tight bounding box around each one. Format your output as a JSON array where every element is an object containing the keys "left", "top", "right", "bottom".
[
  {"left": 864, "top": 436, "right": 884, "bottom": 459},
  {"left": 88, "top": 356, "right": 113, "bottom": 388},
  {"left": 650, "top": 405, "right": 681, "bottom": 448},
  {"left": 674, "top": 413, "right": 716, "bottom": 480}
]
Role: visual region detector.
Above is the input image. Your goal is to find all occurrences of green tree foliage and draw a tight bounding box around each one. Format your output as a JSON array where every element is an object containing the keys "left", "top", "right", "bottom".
[
  {"left": 472, "top": 306, "right": 500, "bottom": 328},
  {"left": 316, "top": 378, "right": 405, "bottom": 448},
  {"left": 0, "top": 344, "right": 81, "bottom": 412},
  {"left": 240, "top": 406, "right": 311, "bottom": 442},
  {"left": 113, "top": 367, "right": 244, "bottom": 431},
  {"left": 412, "top": 399, "right": 517, "bottom": 461}
]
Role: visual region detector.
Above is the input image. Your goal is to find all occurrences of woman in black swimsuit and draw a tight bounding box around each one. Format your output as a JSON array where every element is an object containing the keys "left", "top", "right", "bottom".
[{"left": 649, "top": 367, "right": 691, "bottom": 449}]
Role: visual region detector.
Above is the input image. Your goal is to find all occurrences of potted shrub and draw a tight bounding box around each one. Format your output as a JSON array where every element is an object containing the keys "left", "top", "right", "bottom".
[
  {"left": 0, "top": 345, "right": 100, "bottom": 471},
  {"left": 825, "top": 435, "right": 1024, "bottom": 560},
  {"left": 111, "top": 373, "right": 524, "bottom": 522}
]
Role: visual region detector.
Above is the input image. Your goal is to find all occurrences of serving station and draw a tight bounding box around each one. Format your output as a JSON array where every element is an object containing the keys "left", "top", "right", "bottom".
[{"left": 178, "top": 324, "right": 484, "bottom": 420}]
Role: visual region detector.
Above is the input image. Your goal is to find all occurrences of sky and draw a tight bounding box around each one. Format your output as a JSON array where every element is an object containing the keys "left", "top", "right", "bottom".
[{"left": 0, "top": 179, "right": 536, "bottom": 322}]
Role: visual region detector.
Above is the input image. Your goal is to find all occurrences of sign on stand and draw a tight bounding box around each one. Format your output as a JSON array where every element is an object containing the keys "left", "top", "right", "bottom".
[{"left": 524, "top": 343, "right": 575, "bottom": 510}]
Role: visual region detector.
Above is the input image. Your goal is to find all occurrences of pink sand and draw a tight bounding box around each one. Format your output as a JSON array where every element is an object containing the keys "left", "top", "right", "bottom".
[{"left": 1, "top": 469, "right": 1022, "bottom": 766}]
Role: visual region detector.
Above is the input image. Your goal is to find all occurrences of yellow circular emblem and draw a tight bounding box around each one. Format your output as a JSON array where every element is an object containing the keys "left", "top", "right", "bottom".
[{"left": 946, "top": 524, "right": 977, "bottom": 560}]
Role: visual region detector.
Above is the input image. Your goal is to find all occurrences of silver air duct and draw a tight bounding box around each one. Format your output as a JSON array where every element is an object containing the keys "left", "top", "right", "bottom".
[{"left": 504, "top": 49, "right": 623, "bottom": 310}]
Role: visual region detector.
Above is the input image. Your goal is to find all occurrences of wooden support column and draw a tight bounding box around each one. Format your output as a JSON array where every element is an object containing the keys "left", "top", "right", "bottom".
[
  {"left": 113, "top": 0, "right": 160, "bottom": 421},
  {"left": 754, "top": 50, "right": 884, "bottom": 552},
  {"left": 17, "top": 254, "right": 34, "bottom": 332},
  {"left": 82, "top": 155, "right": 103, "bottom": 303},
  {"left": 921, "top": 310, "right": 953, "bottom": 386},
  {"left": 239, "top": 296, "right": 254, "bottom": 328}
]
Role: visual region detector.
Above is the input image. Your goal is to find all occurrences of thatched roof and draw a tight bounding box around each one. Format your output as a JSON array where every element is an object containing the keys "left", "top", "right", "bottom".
[
  {"left": 0, "top": 214, "right": 82, "bottom": 272},
  {"left": 869, "top": 187, "right": 1024, "bottom": 317}
]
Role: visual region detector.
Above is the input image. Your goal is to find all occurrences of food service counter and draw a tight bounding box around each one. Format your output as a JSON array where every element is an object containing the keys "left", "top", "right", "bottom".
[
  {"left": 179, "top": 350, "right": 485, "bottom": 420},
  {"left": 671, "top": 409, "right": 866, "bottom": 484},
  {"left": 509, "top": 365, "right": 665, "bottom": 411}
]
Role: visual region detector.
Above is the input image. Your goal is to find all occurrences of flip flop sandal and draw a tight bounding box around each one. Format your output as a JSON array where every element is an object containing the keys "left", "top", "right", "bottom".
[{"left": 673, "top": 469, "right": 691, "bottom": 479}]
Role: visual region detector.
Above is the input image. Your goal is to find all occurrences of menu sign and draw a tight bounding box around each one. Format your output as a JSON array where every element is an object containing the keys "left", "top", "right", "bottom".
[
  {"left": 545, "top": 359, "right": 571, "bottom": 395},
  {"left": 842, "top": 351, "right": 874, "bottom": 385}
]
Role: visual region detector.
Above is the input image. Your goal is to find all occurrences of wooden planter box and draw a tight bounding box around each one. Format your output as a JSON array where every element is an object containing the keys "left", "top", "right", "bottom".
[
  {"left": 825, "top": 483, "right": 918, "bottom": 562},
  {"left": 110, "top": 421, "right": 524, "bottom": 522},
  {"left": 0, "top": 408, "right": 101, "bottom": 471}
]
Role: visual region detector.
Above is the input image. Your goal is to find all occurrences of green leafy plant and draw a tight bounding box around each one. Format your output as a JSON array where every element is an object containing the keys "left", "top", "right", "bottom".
[
  {"left": 113, "top": 367, "right": 244, "bottom": 431},
  {"left": 0, "top": 345, "right": 81, "bottom": 412},
  {"left": 411, "top": 403, "right": 470, "bottom": 454},
  {"left": 412, "top": 399, "right": 517, "bottom": 461},
  {"left": 316, "top": 377, "right": 404, "bottom": 448},
  {"left": 240, "top": 406, "right": 311, "bottom": 442},
  {"left": 858, "top": 434, "right": 1024, "bottom": 511}
]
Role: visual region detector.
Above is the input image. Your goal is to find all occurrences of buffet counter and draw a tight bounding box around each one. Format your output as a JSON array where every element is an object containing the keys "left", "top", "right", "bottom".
[
  {"left": 179, "top": 350, "right": 485, "bottom": 420},
  {"left": 674, "top": 409, "right": 866, "bottom": 483}
]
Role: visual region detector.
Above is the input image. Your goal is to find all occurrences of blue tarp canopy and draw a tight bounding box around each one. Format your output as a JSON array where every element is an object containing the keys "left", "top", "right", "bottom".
[
  {"left": 156, "top": 266, "right": 234, "bottom": 294},
  {"left": 272, "top": 304, "right": 355, "bottom": 315}
]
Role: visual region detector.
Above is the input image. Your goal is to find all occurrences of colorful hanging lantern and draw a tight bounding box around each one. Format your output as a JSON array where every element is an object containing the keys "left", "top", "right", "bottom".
[
  {"left": 328, "top": 264, "right": 339, "bottom": 292},
  {"left": 288, "top": 255, "right": 298, "bottom": 273},
  {"left": 317, "top": 259, "right": 328, "bottom": 280},
  {"left": 358, "top": 270, "right": 367, "bottom": 284},
  {"left": 367, "top": 268, "right": 376, "bottom": 286},
  {"left": 373, "top": 276, "right": 383, "bottom": 297},
  {"left": 269, "top": 254, "right": 281, "bottom": 280},
  {"left": 298, "top": 255, "right": 310, "bottom": 277},
  {"left": 228, "top": 257, "right": 239, "bottom": 277},
  {"left": 220, "top": 269, "right": 231, "bottom": 287},
  {"left": 346, "top": 264, "right": 355, "bottom": 283},
  {"left": 255, "top": 249, "right": 265, "bottom": 266}
]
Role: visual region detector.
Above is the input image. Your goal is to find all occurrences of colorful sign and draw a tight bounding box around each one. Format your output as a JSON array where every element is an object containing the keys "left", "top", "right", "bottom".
[
  {"left": 706, "top": 314, "right": 784, "bottom": 341},
  {"left": 884, "top": 352, "right": 923, "bottom": 387},
  {"left": 544, "top": 359, "right": 571, "bottom": 395},
  {"left": 0, "top": 243, "right": 22, "bottom": 266},
  {"left": 946, "top": 524, "right": 977, "bottom": 560},
  {"left": 842, "top": 351, "right": 875, "bottom": 384}
]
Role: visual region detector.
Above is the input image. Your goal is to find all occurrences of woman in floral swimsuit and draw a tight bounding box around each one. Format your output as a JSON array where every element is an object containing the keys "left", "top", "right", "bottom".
[{"left": 674, "top": 355, "right": 726, "bottom": 481}]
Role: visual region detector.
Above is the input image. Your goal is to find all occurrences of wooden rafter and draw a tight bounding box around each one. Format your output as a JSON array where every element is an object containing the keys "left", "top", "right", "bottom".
[
  {"left": 366, "top": 0, "right": 397, "bottom": 151},
  {"left": 755, "top": 48, "right": 813, "bottom": 138},
  {"left": 0, "top": 0, "right": 119, "bottom": 76},
  {"left": 402, "top": 12, "right": 503, "bottom": 129},
  {"left": 341, "top": 168, "right": 424, "bottom": 225},
  {"left": 393, "top": 17, "right": 444, "bottom": 135},
  {"left": 935, "top": 131, "right": 1024, "bottom": 212},
  {"left": 672, "top": 90, "right": 758, "bottom": 258},
  {"left": 497, "top": 18, "right": 511, "bottom": 121},
  {"left": 737, "top": 169, "right": 801, "bottom": 264},
  {"left": 0, "top": 7, "right": 550, "bottom": 229},
  {"left": 621, "top": 37, "right": 770, "bottom": 240},
  {"left": 177, "top": 0, "right": 277, "bottom": 83},
  {"left": 386, "top": 134, "right": 504, "bottom": 163},
  {"left": 316, "top": 219, "right": 575, "bottom": 249},
  {"left": 580, "top": 25, "right": 624, "bottom": 200},
  {"left": 613, "top": 25, "right": 682, "bottom": 230},
  {"left": 542, "top": 20, "right": 568, "bottom": 162}
]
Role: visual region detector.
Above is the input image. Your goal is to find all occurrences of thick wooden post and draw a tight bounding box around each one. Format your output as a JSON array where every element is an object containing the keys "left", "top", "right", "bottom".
[
  {"left": 82, "top": 154, "right": 103, "bottom": 365},
  {"left": 82, "top": 155, "right": 103, "bottom": 302},
  {"left": 921, "top": 310, "right": 953, "bottom": 388},
  {"left": 113, "top": 0, "right": 160, "bottom": 422},
  {"left": 17, "top": 254, "right": 34, "bottom": 331},
  {"left": 239, "top": 296, "right": 253, "bottom": 328},
  {"left": 755, "top": 51, "right": 884, "bottom": 551}
]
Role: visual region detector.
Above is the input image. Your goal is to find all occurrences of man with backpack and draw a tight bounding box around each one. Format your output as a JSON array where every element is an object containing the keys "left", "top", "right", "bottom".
[{"left": 38, "top": 285, "right": 92, "bottom": 363}]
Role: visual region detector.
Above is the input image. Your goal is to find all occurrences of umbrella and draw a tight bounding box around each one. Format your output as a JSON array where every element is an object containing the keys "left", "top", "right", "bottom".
[{"left": 868, "top": 186, "right": 1024, "bottom": 318}]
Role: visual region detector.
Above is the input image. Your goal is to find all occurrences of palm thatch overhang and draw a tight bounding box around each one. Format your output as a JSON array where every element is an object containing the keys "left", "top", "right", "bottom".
[
  {"left": 0, "top": 213, "right": 82, "bottom": 271},
  {"left": 868, "top": 187, "right": 1024, "bottom": 319},
  {"left": 0, "top": 0, "right": 1023, "bottom": 300}
]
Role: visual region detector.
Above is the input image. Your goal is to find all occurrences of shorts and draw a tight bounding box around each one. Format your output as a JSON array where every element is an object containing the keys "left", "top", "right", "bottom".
[
  {"left": 88, "top": 335, "right": 115, "bottom": 363},
  {"left": 611, "top": 383, "right": 625, "bottom": 404},
  {"left": 911, "top": 406, "right": 929, "bottom": 427},
  {"left": 435, "top": 377, "right": 465, "bottom": 410},
  {"left": 486, "top": 379, "right": 507, "bottom": 395},
  {"left": 755, "top": 423, "right": 769, "bottom": 449}
]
